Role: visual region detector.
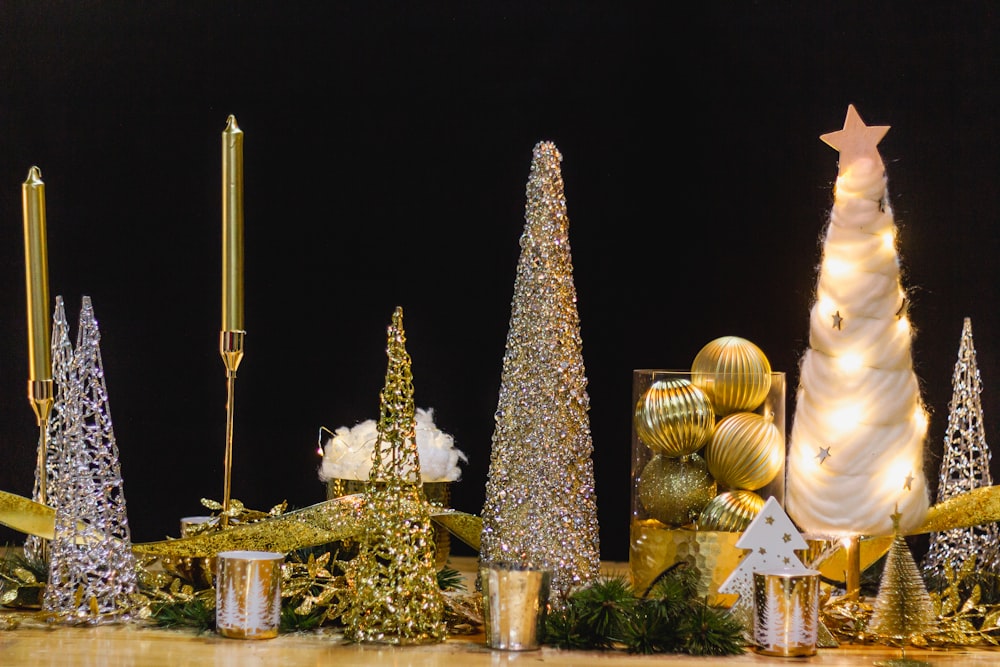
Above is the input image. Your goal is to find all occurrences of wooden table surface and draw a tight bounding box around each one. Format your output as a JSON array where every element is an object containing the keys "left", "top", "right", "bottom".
[{"left": 3, "top": 556, "right": 1000, "bottom": 666}]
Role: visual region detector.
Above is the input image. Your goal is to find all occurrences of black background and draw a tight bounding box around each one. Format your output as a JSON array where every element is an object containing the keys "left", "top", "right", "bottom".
[{"left": 2, "top": 2, "right": 999, "bottom": 563}]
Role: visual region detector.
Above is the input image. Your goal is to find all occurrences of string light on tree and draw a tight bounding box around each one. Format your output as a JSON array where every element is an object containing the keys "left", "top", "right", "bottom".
[{"left": 786, "top": 106, "right": 930, "bottom": 583}]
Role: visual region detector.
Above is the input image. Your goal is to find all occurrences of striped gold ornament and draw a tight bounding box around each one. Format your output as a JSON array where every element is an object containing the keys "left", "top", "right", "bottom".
[
  {"left": 691, "top": 336, "right": 771, "bottom": 415},
  {"left": 704, "top": 411, "right": 783, "bottom": 491},
  {"left": 697, "top": 489, "right": 765, "bottom": 531},
  {"left": 634, "top": 378, "right": 715, "bottom": 457}
]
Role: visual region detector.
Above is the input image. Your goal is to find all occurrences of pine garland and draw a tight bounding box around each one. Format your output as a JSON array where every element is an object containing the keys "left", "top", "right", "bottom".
[{"left": 543, "top": 565, "right": 745, "bottom": 656}]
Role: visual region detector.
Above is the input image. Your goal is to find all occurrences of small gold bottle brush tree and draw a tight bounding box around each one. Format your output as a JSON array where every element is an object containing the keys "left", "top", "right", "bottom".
[
  {"left": 220, "top": 115, "right": 245, "bottom": 528},
  {"left": 22, "top": 166, "right": 54, "bottom": 560}
]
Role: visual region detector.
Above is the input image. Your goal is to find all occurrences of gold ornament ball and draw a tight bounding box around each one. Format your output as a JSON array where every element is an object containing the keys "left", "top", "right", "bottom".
[
  {"left": 704, "top": 411, "right": 783, "bottom": 491},
  {"left": 697, "top": 489, "right": 765, "bottom": 532},
  {"left": 691, "top": 336, "right": 772, "bottom": 415},
  {"left": 634, "top": 378, "right": 715, "bottom": 457},
  {"left": 637, "top": 453, "right": 717, "bottom": 527}
]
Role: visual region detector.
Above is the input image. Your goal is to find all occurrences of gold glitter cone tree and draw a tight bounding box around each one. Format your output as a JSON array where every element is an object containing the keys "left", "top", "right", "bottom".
[
  {"left": 786, "top": 105, "right": 930, "bottom": 542},
  {"left": 922, "top": 318, "right": 999, "bottom": 581},
  {"left": 42, "top": 296, "right": 138, "bottom": 623},
  {"left": 481, "top": 141, "right": 601, "bottom": 603},
  {"left": 343, "top": 306, "right": 446, "bottom": 645},
  {"left": 868, "top": 511, "right": 936, "bottom": 643}
]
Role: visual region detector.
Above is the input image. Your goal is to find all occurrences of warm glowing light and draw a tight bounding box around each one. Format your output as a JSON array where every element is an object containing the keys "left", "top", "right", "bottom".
[
  {"left": 817, "top": 295, "right": 835, "bottom": 316},
  {"left": 824, "top": 257, "right": 852, "bottom": 277},
  {"left": 896, "top": 317, "right": 910, "bottom": 334},
  {"left": 838, "top": 353, "right": 863, "bottom": 373},
  {"left": 830, "top": 404, "right": 862, "bottom": 430},
  {"left": 880, "top": 230, "right": 895, "bottom": 251},
  {"left": 913, "top": 405, "right": 929, "bottom": 431}
]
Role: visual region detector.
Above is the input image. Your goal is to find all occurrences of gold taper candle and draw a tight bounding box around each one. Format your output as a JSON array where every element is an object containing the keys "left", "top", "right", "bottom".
[
  {"left": 222, "top": 114, "right": 245, "bottom": 333},
  {"left": 220, "top": 115, "right": 245, "bottom": 529},
  {"left": 22, "top": 166, "right": 53, "bottom": 426},
  {"left": 22, "top": 166, "right": 51, "bottom": 386}
]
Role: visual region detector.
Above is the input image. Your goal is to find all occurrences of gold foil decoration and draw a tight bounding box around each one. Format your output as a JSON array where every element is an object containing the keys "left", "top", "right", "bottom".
[
  {"left": 704, "top": 411, "right": 784, "bottom": 491},
  {"left": 629, "top": 522, "right": 742, "bottom": 604},
  {"left": 634, "top": 378, "right": 715, "bottom": 457},
  {"left": 691, "top": 336, "right": 771, "bottom": 415},
  {"left": 697, "top": 490, "right": 765, "bottom": 532}
]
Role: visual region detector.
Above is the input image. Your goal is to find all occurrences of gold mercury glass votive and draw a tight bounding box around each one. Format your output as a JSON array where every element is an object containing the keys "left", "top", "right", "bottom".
[
  {"left": 215, "top": 550, "right": 285, "bottom": 639},
  {"left": 630, "top": 369, "right": 786, "bottom": 602},
  {"left": 480, "top": 562, "right": 552, "bottom": 651},
  {"left": 326, "top": 478, "right": 452, "bottom": 568}
]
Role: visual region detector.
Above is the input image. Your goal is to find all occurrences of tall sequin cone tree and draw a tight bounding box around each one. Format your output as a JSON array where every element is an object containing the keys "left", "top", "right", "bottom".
[
  {"left": 480, "top": 141, "right": 600, "bottom": 603},
  {"left": 42, "top": 296, "right": 138, "bottom": 623},
  {"left": 343, "top": 306, "right": 445, "bottom": 645},
  {"left": 922, "top": 317, "right": 999, "bottom": 580},
  {"left": 786, "top": 106, "right": 930, "bottom": 541}
]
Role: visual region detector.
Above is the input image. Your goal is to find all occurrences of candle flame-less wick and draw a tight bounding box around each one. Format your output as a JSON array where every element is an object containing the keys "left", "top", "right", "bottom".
[{"left": 25, "top": 165, "right": 43, "bottom": 184}]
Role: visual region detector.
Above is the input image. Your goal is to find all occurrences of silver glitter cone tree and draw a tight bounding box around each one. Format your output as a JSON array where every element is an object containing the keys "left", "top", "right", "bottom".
[
  {"left": 922, "top": 317, "right": 999, "bottom": 580},
  {"left": 42, "top": 296, "right": 138, "bottom": 623},
  {"left": 24, "top": 296, "right": 74, "bottom": 563},
  {"left": 344, "top": 306, "right": 445, "bottom": 645},
  {"left": 481, "top": 141, "right": 601, "bottom": 603}
]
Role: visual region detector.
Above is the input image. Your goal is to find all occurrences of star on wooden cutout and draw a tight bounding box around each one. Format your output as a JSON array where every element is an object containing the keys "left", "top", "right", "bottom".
[
  {"left": 782, "top": 533, "right": 792, "bottom": 543},
  {"left": 832, "top": 310, "right": 843, "bottom": 330},
  {"left": 765, "top": 515, "right": 775, "bottom": 525},
  {"left": 758, "top": 547, "right": 767, "bottom": 555},
  {"left": 817, "top": 446, "right": 831, "bottom": 464},
  {"left": 820, "top": 104, "right": 890, "bottom": 176}
]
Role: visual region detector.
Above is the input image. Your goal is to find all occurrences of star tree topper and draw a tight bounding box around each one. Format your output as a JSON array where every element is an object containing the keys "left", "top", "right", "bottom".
[{"left": 820, "top": 104, "right": 890, "bottom": 175}]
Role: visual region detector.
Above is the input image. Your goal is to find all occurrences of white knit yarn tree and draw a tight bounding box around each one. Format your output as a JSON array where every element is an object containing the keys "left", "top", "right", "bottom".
[{"left": 786, "top": 105, "right": 930, "bottom": 541}]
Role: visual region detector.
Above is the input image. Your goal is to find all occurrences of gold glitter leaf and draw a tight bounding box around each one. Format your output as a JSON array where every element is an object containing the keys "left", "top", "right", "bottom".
[
  {"left": 12, "top": 567, "right": 36, "bottom": 584},
  {"left": 982, "top": 609, "right": 1000, "bottom": 631}
]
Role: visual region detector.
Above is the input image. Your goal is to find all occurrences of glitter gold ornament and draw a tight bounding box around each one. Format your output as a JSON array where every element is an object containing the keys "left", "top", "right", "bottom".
[
  {"left": 704, "top": 412, "right": 783, "bottom": 491},
  {"left": 697, "top": 489, "right": 765, "bottom": 532},
  {"left": 637, "top": 453, "right": 716, "bottom": 526},
  {"left": 691, "top": 336, "right": 772, "bottom": 415},
  {"left": 634, "top": 378, "right": 715, "bottom": 457}
]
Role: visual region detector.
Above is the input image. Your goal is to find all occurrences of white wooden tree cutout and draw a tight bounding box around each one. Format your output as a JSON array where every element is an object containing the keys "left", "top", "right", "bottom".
[{"left": 719, "top": 496, "right": 836, "bottom": 647}]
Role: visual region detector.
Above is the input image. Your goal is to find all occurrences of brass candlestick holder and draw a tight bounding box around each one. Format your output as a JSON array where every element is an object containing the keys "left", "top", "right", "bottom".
[
  {"left": 25, "top": 379, "right": 53, "bottom": 562},
  {"left": 219, "top": 330, "right": 245, "bottom": 529},
  {"left": 28, "top": 380, "right": 54, "bottom": 502}
]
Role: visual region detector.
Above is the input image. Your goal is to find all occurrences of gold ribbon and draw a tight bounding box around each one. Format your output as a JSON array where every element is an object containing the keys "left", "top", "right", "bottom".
[
  {"left": 0, "top": 489, "right": 482, "bottom": 558},
  {"left": 3, "top": 484, "right": 994, "bottom": 566}
]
